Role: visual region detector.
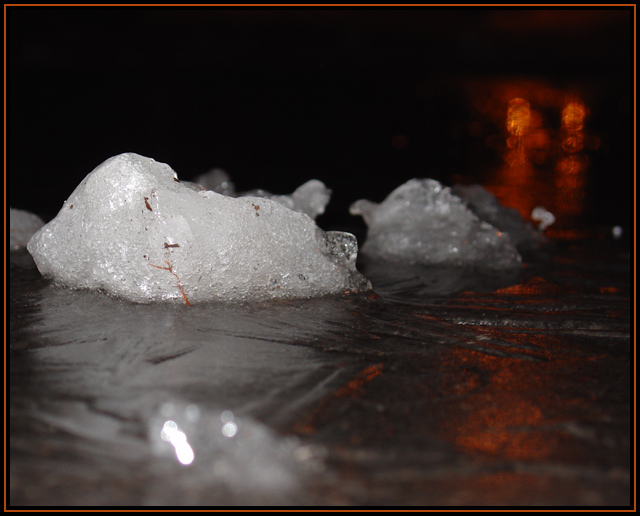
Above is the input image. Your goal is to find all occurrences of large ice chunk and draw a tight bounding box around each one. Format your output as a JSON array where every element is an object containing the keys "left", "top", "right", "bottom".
[
  {"left": 10, "top": 207, "right": 45, "bottom": 250},
  {"left": 451, "top": 184, "right": 546, "bottom": 252},
  {"left": 350, "top": 179, "right": 521, "bottom": 269},
  {"left": 194, "top": 169, "right": 331, "bottom": 221},
  {"left": 26, "top": 153, "right": 370, "bottom": 304}
]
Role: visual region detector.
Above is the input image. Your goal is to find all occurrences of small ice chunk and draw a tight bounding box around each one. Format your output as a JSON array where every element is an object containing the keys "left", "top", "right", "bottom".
[
  {"left": 181, "top": 180, "right": 207, "bottom": 192},
  {"left": 193, "top": 168, "right": 236, "bottom": 196},
  {"left": 325, "top": 231, "right": 359, "bottom": 264},
  {"left": 195, "top": 170, "right": 331, "bottom": 220},
  {"left": 241, "top": 180, "right": 331, "bottom": 220},
  {"left": 288, "top": 179, "right": 332, "bottom": 220},
  {"left": 531, "top": 206, "right": 556, "bottom": 232},
  {"left": 10, "top": 207, "right": 45, "bottom": 250},
  {"left": 27, "top": 153, "right": 370, "bottom": 304},
  {"left": 452, "top": 184, "right": 546, "bottom": 250},
  {"left": 350, "top": 178, "right": 521, "bottom": 269}
]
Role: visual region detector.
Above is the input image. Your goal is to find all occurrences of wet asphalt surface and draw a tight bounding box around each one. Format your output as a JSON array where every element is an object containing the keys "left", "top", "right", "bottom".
[{"left": 8, "top": 233, "right": 632, "bottom": 507}]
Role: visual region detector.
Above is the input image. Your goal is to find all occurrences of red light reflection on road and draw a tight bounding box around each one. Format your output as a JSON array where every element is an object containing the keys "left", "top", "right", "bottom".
[
  {"left": 335, "top": 363, "right": 384, "bottom": 398},
  {"left": 493, "top": 276, "right": 552, "bottom": 296},
  {"left": 437, "top": 347, "right": 579, "bottom": 461}
]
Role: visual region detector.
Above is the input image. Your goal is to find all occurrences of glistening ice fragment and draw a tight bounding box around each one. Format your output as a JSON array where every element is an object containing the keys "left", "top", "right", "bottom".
[
  {"left": 27, "top": 153, "right": 370, "bottom": 303},
  {"left": 148, "top": 403, "right": 307, "bottom": 496},
  {"left": 350, "top": 178, "right": 522, "bottom": 269}
]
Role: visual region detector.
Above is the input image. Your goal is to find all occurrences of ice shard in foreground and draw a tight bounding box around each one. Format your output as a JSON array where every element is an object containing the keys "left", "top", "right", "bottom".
[
  {"left": 27, "top": 153, "right": 370, "bottom": 304},
  {"left": 350, "top": 178, "right": 522, "bottom": 269}
]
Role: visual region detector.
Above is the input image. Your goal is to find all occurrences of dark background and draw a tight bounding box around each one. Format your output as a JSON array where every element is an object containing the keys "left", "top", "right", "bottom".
[{"left": 7, "top": 7, "right": 633, "bottom": 231}]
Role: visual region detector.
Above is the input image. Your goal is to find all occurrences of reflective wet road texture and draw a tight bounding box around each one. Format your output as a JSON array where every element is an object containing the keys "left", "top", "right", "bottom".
[{"left": 8, "top": 229, "right": 631, "bottom": 507}]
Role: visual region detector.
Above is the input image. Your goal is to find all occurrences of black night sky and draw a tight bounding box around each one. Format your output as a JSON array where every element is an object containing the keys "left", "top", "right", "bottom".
[{"left": 7, "top": 8, "right": 633, "bottom": 231}]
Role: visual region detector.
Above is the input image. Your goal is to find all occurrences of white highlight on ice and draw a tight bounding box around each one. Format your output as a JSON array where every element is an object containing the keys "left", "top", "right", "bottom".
[
  {"left": 221, "top": 410, "right": 238, "bottom": 438},
  {"left": 222, "top": 421, "right": 238, "bottom": 438},
  {"left": 160, "top": 420, "right": 195, "bottom": 465}
]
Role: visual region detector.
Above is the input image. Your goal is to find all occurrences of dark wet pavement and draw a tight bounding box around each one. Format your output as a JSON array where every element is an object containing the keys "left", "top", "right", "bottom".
[{"left": 8, "top": 233, "right": 632, "bottom": 507}]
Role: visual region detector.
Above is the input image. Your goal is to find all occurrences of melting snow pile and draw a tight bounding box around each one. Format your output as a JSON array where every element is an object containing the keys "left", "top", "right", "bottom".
[
  {"left": 194, "top": 168, "right": 331, "bottom": 221},
  {"left": 10, "top": 207, "right": 45, "bottom": 250},
  {"left": 350, "top": 178, "right": 522, "bottom": 269},
  {"left": 26, "top": 153, "right": 370, "bottom": 304}
]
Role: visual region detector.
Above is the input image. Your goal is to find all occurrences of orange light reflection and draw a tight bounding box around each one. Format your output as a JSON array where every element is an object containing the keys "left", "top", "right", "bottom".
[
  {"left": 465, "top": 80, "right": 594, "bottom": 232},
  {"left": 335, "top": 363, "right": 384, "bottom": 398},
  {"left": 507, "top": 98, "right": 531, "bottom": 137},
  {"left": 437, "top": 346, "right": 582, "bottom": 462},
  {"left": 562, "top": 100, "right": 587, "bottom": 133}
]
